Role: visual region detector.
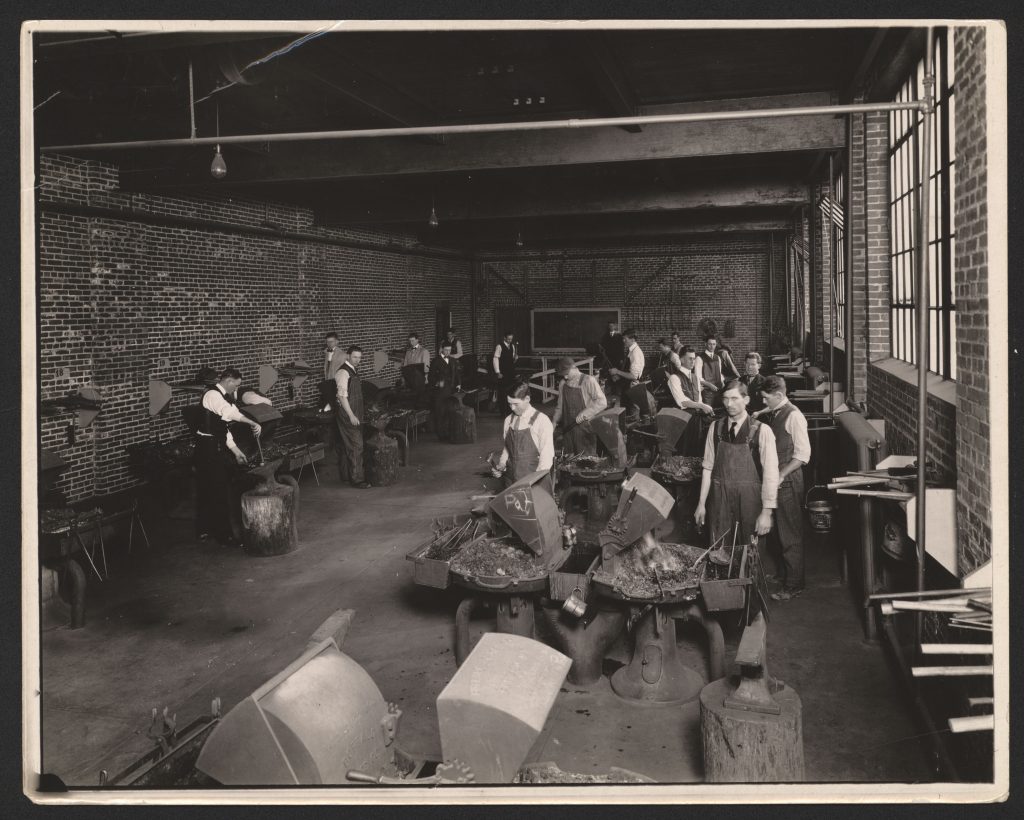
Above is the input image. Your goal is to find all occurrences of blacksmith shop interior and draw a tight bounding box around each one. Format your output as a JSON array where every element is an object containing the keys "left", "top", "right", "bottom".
[{"left": 30, "top": 23, "right": 1001, "bottom": 790}]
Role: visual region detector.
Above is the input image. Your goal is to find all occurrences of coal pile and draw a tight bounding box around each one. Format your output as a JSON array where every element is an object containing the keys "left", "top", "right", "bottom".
[
  {"left": 449, "top": 536, "right": 545, "bottom": 578},
  {"left": 652, "top": 455, "right": 703, "bottom": 482},
  {"left": 422, "top": 518, "right": 485, "bottom": 561},
  {"left": 608, "top": 542, "right": 706, "bottom": 599}
]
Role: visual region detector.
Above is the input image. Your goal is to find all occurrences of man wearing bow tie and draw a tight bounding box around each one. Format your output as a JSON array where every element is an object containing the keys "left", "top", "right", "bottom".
[
  {"left": 759, "top": 375, "right": 811, "bottom": 600},
  {"left": 695, "top": 381, "right": 780, "bottom": 563}
]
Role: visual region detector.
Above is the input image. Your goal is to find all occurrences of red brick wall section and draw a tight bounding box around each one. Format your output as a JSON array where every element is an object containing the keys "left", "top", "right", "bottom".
[
  {"left": 474, "top": 234, "right": 786, "bottom": 361},
  {"left": 864, "top": 113, "right": 892, "bottom": 364},
  {"left": 952, "top": 27, "right": 991, "bottom": 575},
  {"left": 865, "top": 367, "right": 957, "bottom": 485},
  {"left": 36, "top": 154, "right": 471, "bottom": 501},
  {"left": 847, "top": 109, "right": 868, "bottom": 400}
]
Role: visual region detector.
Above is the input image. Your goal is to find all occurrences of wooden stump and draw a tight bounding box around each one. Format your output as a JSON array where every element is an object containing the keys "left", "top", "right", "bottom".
[
  {"left": 448, "top": 403, "right": 476, "bottom": 444},
  {"left": 699, "top": 676, "right": 804, "bottom": 783},
  {"left": 241, "top": 475, "right": 298, "bottom": 556},
  {"left": 365, "top": 432, "right": 400, "bottom": 486}
]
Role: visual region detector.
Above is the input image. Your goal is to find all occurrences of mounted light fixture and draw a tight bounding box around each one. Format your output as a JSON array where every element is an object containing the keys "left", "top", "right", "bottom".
[
  {"left": 210, "top": 103, "right": 227, "bottom": 179},
  {"left": 210, "top": 145, "right": 227, "bottom": 179},
  {"left": 428, "top": 197, "right": 439, "bottom": 229},
  {"left": 515, "top": 229, "right": 524, "bottom": 248}
]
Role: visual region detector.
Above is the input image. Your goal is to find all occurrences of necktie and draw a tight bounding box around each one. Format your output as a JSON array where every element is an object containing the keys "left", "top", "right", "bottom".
[{"left": 730, "top": 423, "right": 738, "bottom": 442}]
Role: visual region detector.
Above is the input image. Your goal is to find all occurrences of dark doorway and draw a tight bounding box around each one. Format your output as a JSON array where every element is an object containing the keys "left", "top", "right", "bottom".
[
  {"left": 435, "top": 303, "right": 451, "bottom": 354},
  {"left": 493, "top": 306, "right": 532, "bottom": 354}
]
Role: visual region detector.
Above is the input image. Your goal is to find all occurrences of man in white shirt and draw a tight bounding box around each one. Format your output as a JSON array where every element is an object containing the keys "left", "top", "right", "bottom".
[
  {"left": 607, "top": 328, "right": 646, "bottom": 419},
  {"left": 695, "top": 381, "right": 780, "bottom": 571},
  {"left": 668, "top": 346, "right": 715, "bottom": 415},
  {"left": 321, "top": 332, "right": 343, "bottom": 412},
  {"left": 695, "top": 335, "right": 725, "bottom": 405},
  {"left": 759, "top": 375, "right": 812, "bottom": 599},
  {"left": 196, "top": 368, "right": 262, "bottom": 547},
  {"left": 492, "top": 381, "right": 555, "bottom": 490},
  {"left": 492, "top": 331, "right": 519, "bottom": 415},
  {"left": 551, "top": 357, "right": 607, "bottom": 454},
  {"left": 335, "top": 346, "right": 372, "bottom": 489}
]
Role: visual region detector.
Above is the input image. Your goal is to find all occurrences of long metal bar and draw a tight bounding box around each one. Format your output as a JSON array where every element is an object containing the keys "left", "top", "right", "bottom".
[
  {"left": 914, "top": 29, "right": 936, "bottom": 647},
  {"left": 41, "top": 100, "right": 926, "bottom": 153},
  {"left": 844, "top": 115, "right": 855, "bottom": 399},
  {"left": 828, "top": 152, "right": 836, "bottom": 420}
]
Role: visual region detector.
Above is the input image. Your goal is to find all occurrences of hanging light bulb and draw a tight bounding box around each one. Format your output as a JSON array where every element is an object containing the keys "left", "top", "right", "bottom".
[
  {"left": 515, "top": 229, "right": 524, "bottom": 248},
  {"left": 210, "top": 102, "right": 227, "bottom": 179},
  {"left": 428, "top": 198, "right": 439, "bottom": 229},
  {"left": 210, "top": 144, "right": 227, "bottom": 179}
]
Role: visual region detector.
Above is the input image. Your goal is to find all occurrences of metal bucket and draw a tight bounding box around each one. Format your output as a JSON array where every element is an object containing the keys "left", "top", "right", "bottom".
[{"left": 805, "top": 486, "right": 835, "bottom": 533}]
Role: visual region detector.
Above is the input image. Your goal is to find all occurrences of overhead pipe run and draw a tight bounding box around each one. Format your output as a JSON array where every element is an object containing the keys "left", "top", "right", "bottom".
[{"left": 41, "top": 100, "right": 926, "bottom": 154}]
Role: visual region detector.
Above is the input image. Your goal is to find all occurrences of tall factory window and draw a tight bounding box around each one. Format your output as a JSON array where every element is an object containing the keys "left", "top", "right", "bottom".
[
  {"left": 834, "top": 172, "right": 846, "bottom": 339},
  {"left": 888, "top": 28, "right": 957, "bottom": 379}
]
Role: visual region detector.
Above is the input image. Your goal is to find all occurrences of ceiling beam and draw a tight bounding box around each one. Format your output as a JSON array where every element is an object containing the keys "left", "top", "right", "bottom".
[
  {"left": 316, "top": 172, "right": 809, "bottom": 226},
  {"left": 117, "top": 94, "right": 845, "bottom": 191},
  {"left": 574, "top": 33, "right": 642, "bottom": 133},
  {"left": 279, "top": 56, "right": 446, "bottom": 144}
]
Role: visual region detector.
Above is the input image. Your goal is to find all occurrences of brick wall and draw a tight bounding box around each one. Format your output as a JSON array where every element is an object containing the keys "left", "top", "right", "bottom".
[
  {"left": 36, "top": 154, "right": 470, "bottom": 501},
  {"left": 952, "top": 27, "right": 991, "bottom": 575},
  {"left": 474, "top": 233, "right": 788, "bottom": 361}
]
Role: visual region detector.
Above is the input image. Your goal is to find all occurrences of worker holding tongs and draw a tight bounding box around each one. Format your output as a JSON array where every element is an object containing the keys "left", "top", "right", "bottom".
[{"left": 551, "top": 357, "right": 606, "bottom": 455}]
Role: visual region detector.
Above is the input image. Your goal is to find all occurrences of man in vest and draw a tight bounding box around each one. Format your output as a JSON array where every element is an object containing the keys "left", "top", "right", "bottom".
[
  {"left": 607, "top": 328, "right": 646, "bottom": 420},
  {"left": 695, "top": 381, "right": 780, "bottom": 563},
  {"left": 492, "top": 331, "right": 519, "bottom": 415},
  {"left": 653, "top": 338, "right": 683, "bottom": 389},
  {"left": 319, "top": 332, "right": 344, "bottom": 412},
  {"left": 695, "top": 335, "right": 725, "bottom": 406},
  {"left": 195, "top": 368, "right": 263, "bottom": 547},
  {"left": 491, "top": 380, "right": 555, "bottom": 491},
  {"left": 741, "top": 352, "right": 768, "bottom": 414},
  {"left": 335, "top": 345, "right": 372, "bottom": 489},
  {"left": 669, "top": 346, "right": 716, "bottom": 455},
  {"left": 759, "top": 375, "right": 811, "bottom": 600},
  {"left": 552, "top": 357, "right": 607, "bottom": 455},
  {"left": 430, "top": 340, "right": 462, "bottom": 440}
]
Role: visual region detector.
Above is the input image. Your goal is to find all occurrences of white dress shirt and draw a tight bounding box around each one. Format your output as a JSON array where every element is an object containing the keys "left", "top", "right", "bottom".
[
  {"left": 771, "top": 398, "right": 812, "bottom": 465},
  {"left": 201, "top": 384, "right": 247, "bottom": 451},
  {"left": 623, "top": 342, "right": 645, "bottom": 382}
]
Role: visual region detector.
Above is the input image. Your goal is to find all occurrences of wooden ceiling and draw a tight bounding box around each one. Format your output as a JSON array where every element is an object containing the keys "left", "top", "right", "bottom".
[{"left": 33, "top": 26, "right": 903, "bottom": 248}]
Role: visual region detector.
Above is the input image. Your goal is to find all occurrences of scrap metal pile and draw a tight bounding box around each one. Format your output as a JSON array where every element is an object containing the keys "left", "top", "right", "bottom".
[
  {"left": 40, "top": 506, "right": 103, "bottom": 535},
  {"left": 422, "top": 517, "right": 486, "bottom": 562},
  {"left": 449, "top": 535, "right": 548, "bottom": 578}
]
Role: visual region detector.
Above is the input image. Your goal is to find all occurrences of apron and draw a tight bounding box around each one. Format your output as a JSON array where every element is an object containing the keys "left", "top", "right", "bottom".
[
  {"left": 560, "top": 381, "right": 596, "bottom": 454},
  {"left": 709, "top": 418, "right": 764, "bottom": 549},
  {"left": 504, "top": 408, "right": 541, "bottom": 486}
]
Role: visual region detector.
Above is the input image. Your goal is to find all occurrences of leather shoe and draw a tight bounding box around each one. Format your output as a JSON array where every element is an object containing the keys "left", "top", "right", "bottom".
[{"left": 352, "top": 481, "right": 372, "bottom": 489}]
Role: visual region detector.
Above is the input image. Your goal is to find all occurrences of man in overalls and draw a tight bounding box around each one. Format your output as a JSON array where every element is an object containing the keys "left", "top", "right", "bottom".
[
  {"left": 551, "top": 357, "right": 606, "bottom": 455},
  {"left": 759, "top": 375, "right": 811, "bottom": 600},
  {"left": 492, "top": 381, "right": 554, "bottom": 491},
  {"left": 694, "top": 381, "right": 780, "bottom": 562}
]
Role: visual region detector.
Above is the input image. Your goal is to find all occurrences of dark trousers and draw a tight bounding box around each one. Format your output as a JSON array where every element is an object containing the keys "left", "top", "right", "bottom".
[
  {"left": 432, "top": 389, "right": 455, "bottom": 439},
  {"left": 194, "top": 437, "right": 235, "bottom": 542},
  {"left": 336, "top": 417, "right": 365, "bottom": 484},
  {"left": 769, "top": 473, "right": 805, "bottom": 588}
]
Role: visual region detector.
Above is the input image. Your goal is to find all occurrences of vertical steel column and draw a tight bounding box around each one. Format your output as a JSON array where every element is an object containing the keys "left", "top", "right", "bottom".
[
  {"left": 809, "top": 192, "right": 817, "bottom": 363},
  {"left": 828, "top": 152, "right": 837, "bottom": 420},
  {"left": 470, "top": 253, "right": 478, "bottom": 360},
  {"left": 844, "top": 115, "right": 855, "bottom": 400},
  {"left": 768, "top": 232, "right": 775, "bottom": 341},
  {"left": 914, "top": 29, "right": 936, "bottom": 645}
]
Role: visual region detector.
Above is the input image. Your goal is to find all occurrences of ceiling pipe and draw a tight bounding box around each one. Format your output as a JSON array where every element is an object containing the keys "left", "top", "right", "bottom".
[{"left": 41, "top": 100, "right": 925, "bottom": 154}]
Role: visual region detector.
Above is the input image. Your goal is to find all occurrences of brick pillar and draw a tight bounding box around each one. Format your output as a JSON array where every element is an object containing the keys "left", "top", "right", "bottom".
[
  {"left": 953, "top": 27, "right": 991, "bottom": 576},
  {"left": 812, "top": 178, "right": 834, "bottom": 365},
  {"left": 847, "top": 109, "right": 867, "bottom": 400}
]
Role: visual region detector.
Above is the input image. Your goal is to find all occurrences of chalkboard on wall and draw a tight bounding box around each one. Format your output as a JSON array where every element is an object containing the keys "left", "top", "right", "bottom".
[{"left": 531, "top": 308, "right": 621, "bottom": 353}]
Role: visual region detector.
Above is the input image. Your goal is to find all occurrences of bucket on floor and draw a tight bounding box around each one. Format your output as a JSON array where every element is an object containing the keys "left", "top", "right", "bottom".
[{"left": 805, "top": 485, "right": 835, "bottom": 533}]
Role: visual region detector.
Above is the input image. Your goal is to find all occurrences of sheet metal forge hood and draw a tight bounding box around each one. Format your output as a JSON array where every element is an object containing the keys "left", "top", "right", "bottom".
[
  {"left": 487, "top": 470, "right": 562, "bottom": 562},
  {"left": 591, "top": 407, "right": 628, "bottom": 468}
]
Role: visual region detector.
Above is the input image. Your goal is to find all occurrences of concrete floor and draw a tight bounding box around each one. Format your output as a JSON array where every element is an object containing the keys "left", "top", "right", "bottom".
[{"left": 40, "top": 413, "right": 937, "bottom": 787}]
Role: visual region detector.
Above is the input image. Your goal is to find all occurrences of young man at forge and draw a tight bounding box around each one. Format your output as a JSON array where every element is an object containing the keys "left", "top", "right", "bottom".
[
  {"left": 402, "top": 333, "right": 431, "bottom": 394},
  {"left": 491, "top": 380, "right": 554, "bottom": 490},
  {"left": 430, "top": 340, "right": 462, "bottom": 440},
  {"left": 607, "top": 328, "right": 646, "bottom": 421},
  {"left": 195, "top": 368, "right": 263, "bottom": 548},
  {"left": 551, "top": 357, "right": 607, "bottom": 455},
  {"left": 759, "top": 375, "right": 812, "bottom": 601},
  {"left": 740, "top": 352, "right": 768, "bottom": 414},
  {"left": 334, "top": 346, "right": 372, "bottom": 489},
  {"left": 694, "top": 380, "right": 780, "bottom": 566},
  {"left": 668, "top": 345, "right": 716, "bottom": 456}
]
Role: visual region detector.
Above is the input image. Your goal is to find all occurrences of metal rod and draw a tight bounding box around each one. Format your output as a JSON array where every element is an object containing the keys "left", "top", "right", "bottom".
[
  {"left": 844, "top": 115, "right": 854, "bottom": 400},
  {"left": 41, "top": 100, "right": 926, "bottom": 153},
  {"left": 915, "top": 28, "right": 936, "bottom": 647},
  {"left": 828, "top": 152, "right": 836, "bottom": 420}
]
